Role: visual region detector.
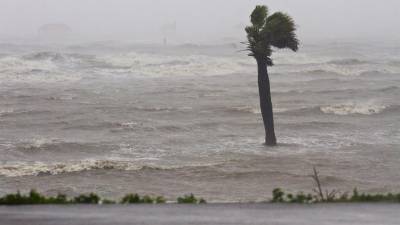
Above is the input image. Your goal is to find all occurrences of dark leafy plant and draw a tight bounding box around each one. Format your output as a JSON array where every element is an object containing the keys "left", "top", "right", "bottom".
[
  {"left": 0, "top": 190, "right": 70, "bottom": 205},
  {"left": 272, "top": 188, "right": 285, "bottom": 202},
  {"left": 73, "top": 193, "right": 100, "bottom": 204},
  {"left": 121, "top": 194, "right": 142, "bottom": 204},
  {"left": 177, "top": 194, "right": 206, "bottom": 204}
]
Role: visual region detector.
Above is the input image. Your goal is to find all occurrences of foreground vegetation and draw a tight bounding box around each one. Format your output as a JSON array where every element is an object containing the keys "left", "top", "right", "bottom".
[
  {"left": 0, "top": 190, "right": 204, "bottom": 205},
  {"left": 271, "top": 188, "right": 400, "bottom": 204},
  {"left": 1, "top": 188, "right": 400, "bottom": 206},
  {"left": 271, "top": 167, "right": 400, "bottom": 203},
  {"left": 1, "top": 168, "right": 399, "bottom": 205}
]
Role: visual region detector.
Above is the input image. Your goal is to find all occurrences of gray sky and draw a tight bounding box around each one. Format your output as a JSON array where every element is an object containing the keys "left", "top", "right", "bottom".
[{"left": 1, "top": 0, "right": 399, "bottom": 43}]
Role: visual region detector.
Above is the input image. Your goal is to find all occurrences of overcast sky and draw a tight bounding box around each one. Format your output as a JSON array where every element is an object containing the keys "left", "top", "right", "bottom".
[{"left": 1, "top": 0, "right": 399, "bottom": 43}]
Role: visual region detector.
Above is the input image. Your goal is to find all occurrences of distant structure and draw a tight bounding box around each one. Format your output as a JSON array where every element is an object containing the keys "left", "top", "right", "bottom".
[
  {"left": 38, "top": 24, "right": 72, "bottom": 41},
  {"left": 161, "top": 21, "right": 177, "bottom": 46}
]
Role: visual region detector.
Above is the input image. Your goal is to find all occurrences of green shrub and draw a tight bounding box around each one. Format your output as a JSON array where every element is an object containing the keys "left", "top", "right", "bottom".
[
  {"left": 272, "top": 188, "right": 285, "bottom": 203},
  {"left": 287, "top": 192, "right": 313, "bottom": 203},
  {"left": 177, "top": 194, "right": 206, "bottom": 204},
  {"left": 0, "top": 190, "right": 171, "bottom": 205},
  {"left": 0, "top": 190, "right": 70, "bottom": 205},
  {"left": 155, "top": 196, "right": 166, "bottom": 204},
  {"left": 73, "top": 193, "right": 100, "bottom": 204},
  {"left": 121, "top": 194, "right": 142, "bottom": 204},
  {"left": 120, "top": 194, "right": 164, "bottom": 204}
]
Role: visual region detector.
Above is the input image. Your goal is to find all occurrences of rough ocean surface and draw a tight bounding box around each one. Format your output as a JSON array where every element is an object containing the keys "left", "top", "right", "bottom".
[{"left": 0, "top": 41, "right": 399, "bottom": 202}]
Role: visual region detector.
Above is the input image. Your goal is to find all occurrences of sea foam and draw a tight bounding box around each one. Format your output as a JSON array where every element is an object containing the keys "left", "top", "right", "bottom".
[{"left": 320, "top": 101, "right": 388, "bottom": 115}]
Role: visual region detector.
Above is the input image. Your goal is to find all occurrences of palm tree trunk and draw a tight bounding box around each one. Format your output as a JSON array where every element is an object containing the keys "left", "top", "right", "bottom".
[{"left": 256, "top": 58, "right": 277, "bottom": 146}]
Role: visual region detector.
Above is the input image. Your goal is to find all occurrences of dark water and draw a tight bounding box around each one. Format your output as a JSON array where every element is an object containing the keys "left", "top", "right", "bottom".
[{"left": 0, "top": 41, "right": 399, "bottom": 201}]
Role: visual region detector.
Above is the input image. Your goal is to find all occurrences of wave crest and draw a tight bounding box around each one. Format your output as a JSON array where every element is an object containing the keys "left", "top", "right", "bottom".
[
  {"left": 229, "top": 106, "right": 290, "bottom": 114},
  {"left": 0, "top": 159, "right": 143, "bottom": 177},
  {"left": 22, "top": 52, "right": 66, "bottom": 62},
  {"left": 320, "top": 102, "right": 388, "bottom": 115},
  {"left": 327, "top": 58, "right": 370, "bottom": 65},
  {"left": 0, "top": 159, "right": 225, "bottom": 177}
]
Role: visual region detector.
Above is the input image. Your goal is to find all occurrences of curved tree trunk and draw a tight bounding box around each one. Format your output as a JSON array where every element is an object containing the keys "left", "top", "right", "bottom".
[{"left": 256, "top": 58, "right": 277, "bottom": 146}]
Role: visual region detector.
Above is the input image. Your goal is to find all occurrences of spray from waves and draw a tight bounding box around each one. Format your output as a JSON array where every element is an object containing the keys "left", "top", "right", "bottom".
[
  {"left": 0, "top": 54, "right": 82, "bottom": 83},
  {"left": 271, "top": 55, "right": 400, "bottom": 76},
  {"left": 0, "top": 51, "right": 255, "bottom": 82},
  {"left": 320, "top": 101, "right": 388, "bottom": 115},
  {"left": 97, "top": 52, "right": 253, "bottom": 76},
  {"left": 1, "top": 49, "right": 398, "bottom": 83},
  {"left": 0, "top": 55, "right": 57, "bottom": 74}
]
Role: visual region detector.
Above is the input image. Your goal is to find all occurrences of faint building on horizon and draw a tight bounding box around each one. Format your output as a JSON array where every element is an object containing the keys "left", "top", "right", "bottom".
[{"left": 38, "top": 24, "right": 72, "bottom": 41}]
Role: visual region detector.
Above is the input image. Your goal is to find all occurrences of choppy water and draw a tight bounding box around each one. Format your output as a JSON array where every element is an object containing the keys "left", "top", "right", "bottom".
[{"left": 0, "top": 41, "right": 399, "bottom": 201}]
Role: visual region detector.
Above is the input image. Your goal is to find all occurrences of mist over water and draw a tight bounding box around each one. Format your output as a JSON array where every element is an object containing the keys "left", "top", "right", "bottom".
[
  {"left": 0, "top": 0, "right": 400, "bottom": 201},
  {"left": 1, "top": 0, "right": 400, "bottom": 43}
]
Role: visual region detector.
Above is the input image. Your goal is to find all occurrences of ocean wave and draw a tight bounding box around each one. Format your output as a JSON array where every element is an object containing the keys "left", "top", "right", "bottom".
[
  {"left": 0, "top": 108, "right": 14, "bottom": 117},
  {"left": 0, "top": 159, "right": 142, "bottom": 177},
  {"left": 1, "top": 49, "right": 398, "bottom": 82},
  {"left": 289, "top": 67, "right": 397, "bottom": 77},
  {"left": 131, "top": 106, "right": 176, "bottom": 112},
  {"left": 0, "top": 109, "right": 52, "bottom": 118},
  {"left": 0, "top": 55, "right": 82, "bottom": 83},
  {"left": 22, "top": 52, "right": 66, "bottom": 62},
  {"left": 320, "top": 102, "right": 388, "bottom": 115},
  {"left": 275, "top": 86, "right": 400, "bottom": 96},
  {"left": 327, "top": 58, "right": 370, "bottom": 65},
  {"left": 1, "top": 51, "right": 255, "bottom": 80},
  {"left": 230, "top": 102, "right": 395, "bottom": 117},
  {"left": 280, "top": 58, "right": 400, "bottom": 76},
  {"left": 230, "top": 106, "right": 261, "bottom": 114},
  {"left": 379, "top": 86, "right": 400, "bottom": 93},
  {"left": 229, "top": 106, "right": 290, "bottom": 114},
  {"left": 14, "top": 139, "right": 104, "bottom": 153},
  {"left": 0, "top": 56, "right": 57, "bottom": 74},
  {"left": 96, "top": 52, "right": 253, "bottom": 76},
  {"left": 0, "top": 159, "right": 224, "bottom": 177}
]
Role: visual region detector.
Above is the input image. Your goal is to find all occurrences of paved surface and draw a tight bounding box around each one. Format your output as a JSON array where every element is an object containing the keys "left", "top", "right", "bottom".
[{"left": 0, "top": 204, "right": 399, "bottom": 225}]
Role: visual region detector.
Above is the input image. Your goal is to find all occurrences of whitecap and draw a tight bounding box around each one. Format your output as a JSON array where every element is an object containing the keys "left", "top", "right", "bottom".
[
  {"left": 230, "top": 106, "right": 291, "bottom": 114},
  {"left": 0, "top": 159, "right": 142, "bottom": 177},
  {"left": 320, "top": 101, "right": 387, "bottom": 115}
]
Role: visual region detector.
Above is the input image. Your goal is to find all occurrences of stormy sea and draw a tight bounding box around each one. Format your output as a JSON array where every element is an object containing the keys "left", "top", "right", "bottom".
[{"left": 0, "top": 40, "right": 399, "bottom": 202}]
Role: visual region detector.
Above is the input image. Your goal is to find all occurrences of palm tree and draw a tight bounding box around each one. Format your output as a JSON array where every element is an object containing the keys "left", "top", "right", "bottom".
[{"left": 244, "top": 5, "right": 299, "bottom": 146}]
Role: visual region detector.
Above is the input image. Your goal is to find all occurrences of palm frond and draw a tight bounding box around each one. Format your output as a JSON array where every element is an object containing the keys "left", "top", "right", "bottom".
[
  {"left": 264, "top": 12, "right": 299, "bottom": 52},
  {"left": 244, "top": 5, "right": 299, "bottom": 64},
  {"left": 250, "top": 5, "right": 268, "bottom": 28}
]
